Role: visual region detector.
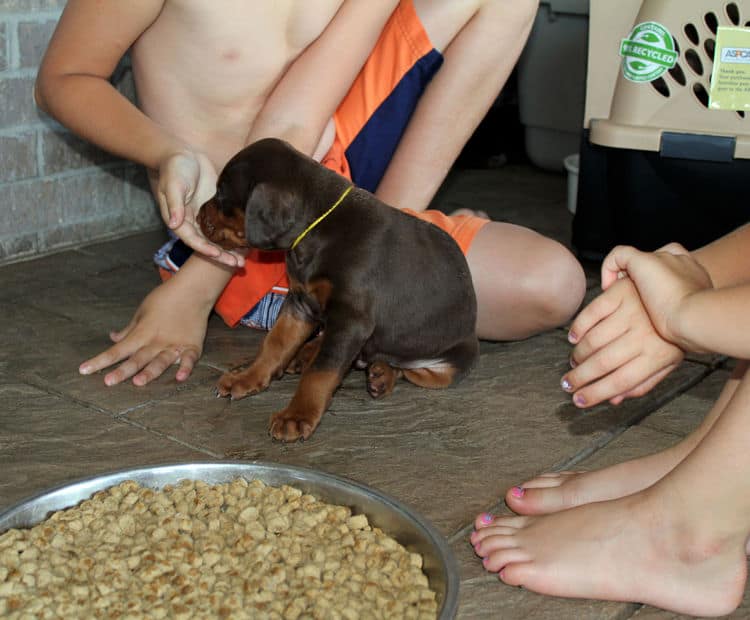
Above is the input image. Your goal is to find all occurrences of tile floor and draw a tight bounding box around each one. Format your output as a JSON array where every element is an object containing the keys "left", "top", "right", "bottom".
[{"left": 0, "top": 164, "right": 746, "bottom": 619}]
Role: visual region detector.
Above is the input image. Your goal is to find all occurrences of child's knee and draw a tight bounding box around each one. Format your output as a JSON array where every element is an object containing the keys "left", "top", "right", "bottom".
[{"left": 525, "top": 245, "right": 586, "bottom": 326}]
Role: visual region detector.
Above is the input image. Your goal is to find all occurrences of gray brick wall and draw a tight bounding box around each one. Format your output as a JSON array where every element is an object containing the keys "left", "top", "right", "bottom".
[{"left": 0, "top": 2, "right": 161, "bottom": 264}]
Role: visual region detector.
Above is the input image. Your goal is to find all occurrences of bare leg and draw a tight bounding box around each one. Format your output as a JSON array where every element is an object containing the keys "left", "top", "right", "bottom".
[
  {"left": 377, "top": 0, "right": 585, "bottom": 340},
  {"left": 471, "top": 363, "right": 750, "bottom": 616},
  {"left": 467, "top": 223, "right": 585, "bottom": 340},
  {"left": 507, "top": 362, "right": 746, "bottom": 515},
  {"left": 378, "top": 0, "right": 540, "bottom": 210}
]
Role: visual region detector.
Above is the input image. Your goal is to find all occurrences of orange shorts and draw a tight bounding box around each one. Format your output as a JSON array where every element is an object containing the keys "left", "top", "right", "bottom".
[{"left": 162, "top": 0, "right": 489, "bottom": 327}]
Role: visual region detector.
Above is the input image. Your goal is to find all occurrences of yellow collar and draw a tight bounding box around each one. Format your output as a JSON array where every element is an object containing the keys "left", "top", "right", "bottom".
[{"left": 290, "top": 185, "right": 353, "bottom": 250}]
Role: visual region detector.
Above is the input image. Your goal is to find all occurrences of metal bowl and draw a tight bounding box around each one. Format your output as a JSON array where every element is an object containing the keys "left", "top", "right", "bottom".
[{"left": 0, "top": 461, "right": 459, "bottom": 618}]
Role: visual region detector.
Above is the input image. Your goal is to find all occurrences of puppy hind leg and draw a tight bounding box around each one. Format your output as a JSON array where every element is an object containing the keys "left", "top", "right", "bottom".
[
  {"left": 367, "top": 361, "right": 403, "bottom": 399},
  {"left": 403, "top": 338, "right": 479, "bottom": 389}
]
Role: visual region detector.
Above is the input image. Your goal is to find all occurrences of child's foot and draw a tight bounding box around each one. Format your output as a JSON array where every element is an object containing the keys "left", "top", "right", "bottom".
[
  {"left": 506, "top": 443, "right": 689, "bottom": 515},
  {"left": 472, "top": 486, "right": 748, "bottom": 616}
]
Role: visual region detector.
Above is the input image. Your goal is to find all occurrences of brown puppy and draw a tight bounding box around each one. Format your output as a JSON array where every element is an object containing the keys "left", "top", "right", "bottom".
[{"left": 198, "top": 138, "right": 478, "bottom": 441}]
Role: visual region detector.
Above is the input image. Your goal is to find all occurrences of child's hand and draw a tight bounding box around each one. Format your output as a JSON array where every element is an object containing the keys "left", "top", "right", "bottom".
[
  {"left": 561, "top": 276, "right": 684, "bottom": 408},
  {"left": 156, "top": 150, "right": 245, "bottom": 268},
  {"left": 78, "top": 274, "right": 211, "bottom": 386},
  {"left": 601, "top": 243, "right": 713, "bottom": 346}
]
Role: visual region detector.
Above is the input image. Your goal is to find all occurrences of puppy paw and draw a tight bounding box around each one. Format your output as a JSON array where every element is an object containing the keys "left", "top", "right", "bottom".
[
  {"left": 269, "top": 408, "right": 321, "bottom": 442},
  {"left": 216, "top": 366, "right": 271, "bottom": 400},
  {"left": 366, "top": 361, "right": 400, "bottom": 399}
]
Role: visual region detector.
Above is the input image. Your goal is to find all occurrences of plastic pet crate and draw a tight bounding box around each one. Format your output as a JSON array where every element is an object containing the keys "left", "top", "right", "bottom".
[{"left": 573, "top": 0, "right": 750, "bottom": 260}]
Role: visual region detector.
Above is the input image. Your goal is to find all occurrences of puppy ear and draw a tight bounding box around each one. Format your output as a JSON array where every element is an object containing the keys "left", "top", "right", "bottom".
[{"left": 245, "top": 182, "right": 301, "bottom": 249}]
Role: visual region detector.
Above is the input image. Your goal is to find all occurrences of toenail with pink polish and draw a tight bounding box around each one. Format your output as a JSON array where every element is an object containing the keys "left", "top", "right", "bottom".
[
  {"left": 574, "top": 393, "right": 586, "bottom": 407},
  {"left": 511, "top": 486, "right": 525, "bottom": 498},
  {"left": 561, "top": 378, "right": 572, "bottom": 391},
  {"left": 480, "top": 513, "right": 494, "bottom": 524}
]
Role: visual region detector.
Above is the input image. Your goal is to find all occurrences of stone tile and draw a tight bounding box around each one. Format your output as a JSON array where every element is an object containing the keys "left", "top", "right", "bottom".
[
  {"left": 77, "top": 229, "right": 168, "bottom": 269},
  {"left": 123, "top": 331, "right": 709, "bottom": 537},
  {"left": 639, "top": 367, "right": 729, "bottom": 439},
  {"left": 201, "top": 315, "right": 266, "bottom": 372},
  {"left": 0, "top": 301, "right": 220, "bottom": 415},
  {"left": 453, "top": 541, "right": 639, "bottom": 619},
  {"left": 6, "top": 261, "right": 159, "bottom": 327},
  {"left": 0, "top": 244, "right": 151, "bottom": 299},
  {"left": 0, "top": 379, "right": 209, "bottom": 510}
]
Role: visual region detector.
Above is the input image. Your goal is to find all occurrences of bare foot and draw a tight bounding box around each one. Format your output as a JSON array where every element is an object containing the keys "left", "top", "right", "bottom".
[
  {"left": 472, "top": 487, "right": 748, "bottom": 616},
  {"left": 506, "top": 443, "right": 688, "bottom": 515},
  {"left": 510, "top": 359, "right": 746, "bottom": 515}
]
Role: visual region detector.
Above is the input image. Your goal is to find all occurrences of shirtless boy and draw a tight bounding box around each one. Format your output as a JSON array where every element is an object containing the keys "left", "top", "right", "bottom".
[{"left": 35, "top": 0, "right": 585, "bottom": 387}]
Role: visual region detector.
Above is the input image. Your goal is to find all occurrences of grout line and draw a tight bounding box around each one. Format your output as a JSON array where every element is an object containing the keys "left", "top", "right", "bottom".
[
  {"left": 111, "top": 415, "right": 224, "bottom": 460},
  {"left": 9, "top": 376, "right": 223, "bottom": 459}
]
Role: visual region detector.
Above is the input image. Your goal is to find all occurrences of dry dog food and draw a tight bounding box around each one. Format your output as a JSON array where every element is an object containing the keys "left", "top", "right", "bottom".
[{"left": 0, "top": 478, "right": 438, "bottom": 619}]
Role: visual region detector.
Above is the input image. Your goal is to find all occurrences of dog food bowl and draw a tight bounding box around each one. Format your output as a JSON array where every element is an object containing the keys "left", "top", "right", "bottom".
[{"left": 0, "top": 461, "right": 459, "bottom": 618}]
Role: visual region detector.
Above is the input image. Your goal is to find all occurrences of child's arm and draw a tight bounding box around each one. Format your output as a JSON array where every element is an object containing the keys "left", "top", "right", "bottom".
[
  {"left": 603, "top": 244, "right": 750, "bottom": 358},
  {"left": 35, "top": 0, "right": 240, "bottom": 267},
  {"left": 244, "top": 1, "right": 399, "bottom": 154},
  {"left": 691, "top": 223, "right": 750, "bottom": 289}
]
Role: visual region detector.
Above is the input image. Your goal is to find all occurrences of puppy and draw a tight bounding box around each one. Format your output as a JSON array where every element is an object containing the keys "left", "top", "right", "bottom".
[{"left": 198, "top": 138, "right": 478, "bottom": 441}]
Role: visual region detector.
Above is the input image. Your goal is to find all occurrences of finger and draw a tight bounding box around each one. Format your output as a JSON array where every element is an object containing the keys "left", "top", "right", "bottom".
[
  {"left": 175, "top": 347, "right": 200, "bottom": 382},
  {"left": 562, "top": 332, "right": 639, "bottom": 399},
  {"left": 567, "top": 289, "right": 622, "bottom": 344},
  {"left": 609, "top": 363, "right": 677, "bottom": 404},
  {"left": 173, "top": 222, "right": 224, "bottom": 260},
  {"left": 104, "top": 346, "right": 160, "bottom": 387},
  {"left": 161, "top": 182, "right": 188, "bottom": 230},
  {"left": 79, "top": 339, "right": 135, "bottom": 377},
  {"left": 569, "top": 309, "right": 630, "bottom": 366},
  {"left": 601, "top": 245, "right": 640, "bottom": 290},
  {"left": 228, "top": 250, "right": 246, "bottom": 268},
  {"left": 571, "top": 354, "right": 668, "bottom": 408},
  {"left": 132, "top": 347, "right": 183, "bottom": 387},
  {"left": 109, "top": 318, "right": 137, "bottom": 344}
]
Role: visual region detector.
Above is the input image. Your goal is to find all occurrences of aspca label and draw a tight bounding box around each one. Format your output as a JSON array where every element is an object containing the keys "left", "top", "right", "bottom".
[
  {"left": 721, "top": 47, "right": 750, "bottom": 63},
  {"left": 620, "top": 21, "right": 678, "bottom": 82}
]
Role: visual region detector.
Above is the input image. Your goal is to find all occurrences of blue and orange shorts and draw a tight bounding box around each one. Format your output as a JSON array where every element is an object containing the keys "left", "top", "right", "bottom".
[{"left": 155, "top": 0, "right": 490, "bottom": 329}]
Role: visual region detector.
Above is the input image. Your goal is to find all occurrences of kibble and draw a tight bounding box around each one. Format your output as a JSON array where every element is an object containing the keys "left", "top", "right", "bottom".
[{"left": 0, "top": 479, "right": 438, "bottom": 619}]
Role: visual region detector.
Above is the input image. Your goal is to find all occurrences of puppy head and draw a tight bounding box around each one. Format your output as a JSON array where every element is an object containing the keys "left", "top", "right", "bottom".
[
  {"left": 243, "top": 182, "right": 303, "bottom": 250},
  {"left": 197, "top": 138, "right": 313, "bottom": 251},
  {"left": 196, "top": 193, "right": 247, "bottom": 250}
]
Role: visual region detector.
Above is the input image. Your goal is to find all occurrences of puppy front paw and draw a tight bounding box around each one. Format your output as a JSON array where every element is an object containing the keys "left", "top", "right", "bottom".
[
  {"left": 216, "top": 366, "right": 271, "bottom": 400},
  {"left": 269, "top": 407, "right": 321, "bottom": 442}
]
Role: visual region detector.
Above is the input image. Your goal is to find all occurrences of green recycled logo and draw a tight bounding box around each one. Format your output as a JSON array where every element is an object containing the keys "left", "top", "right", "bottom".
[{"left": 620, "top": 21, "right": 678, "bottom": 82}]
